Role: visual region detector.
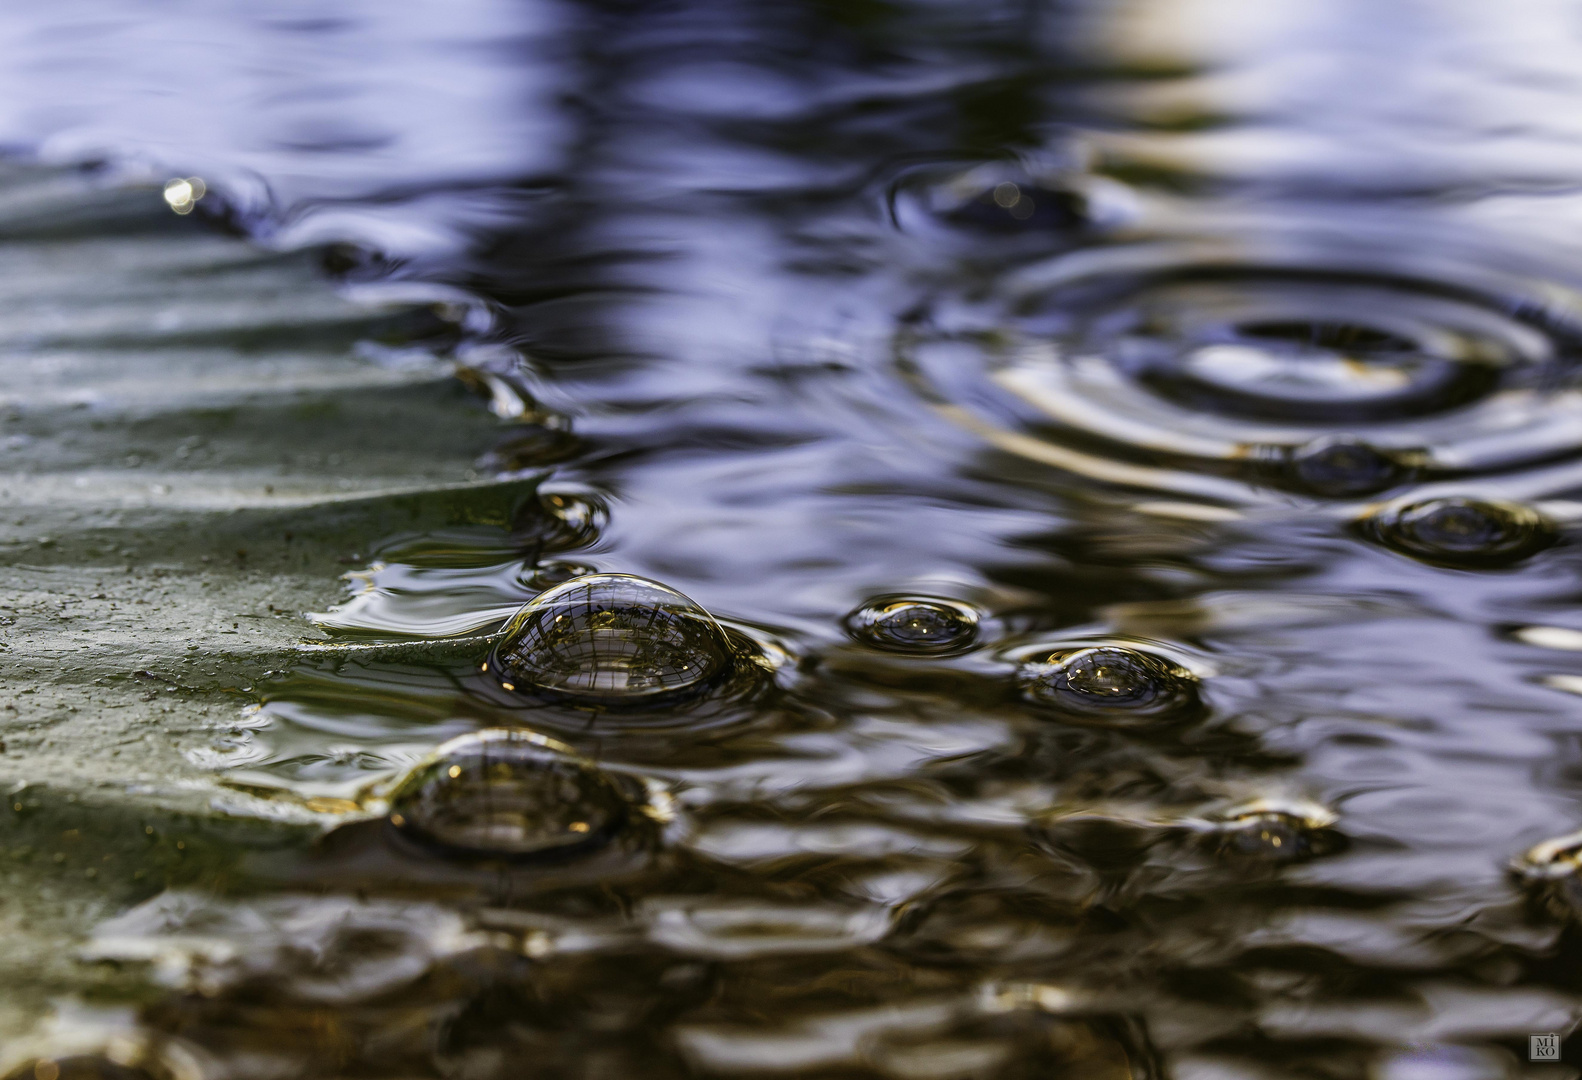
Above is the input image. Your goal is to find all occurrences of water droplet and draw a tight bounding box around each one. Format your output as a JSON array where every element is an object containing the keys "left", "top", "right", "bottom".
[
  {"left": 844, "top": 595, "right": 981, "bottom": 654},
  {"left": 1284, "top": 436, "right": 1411, "bottom": 496},
  {"left": 388, "top": 729, "right": 634, "bottom": 859},
  {"left": 490, "top": 573, "right": 733, "bottom": 705},
  {"left": 1019, "top": 646, "right": 1200, "bottom": 721},
  {"left": 1361, "top": 497, "right": 1554, "bottom": 567}
]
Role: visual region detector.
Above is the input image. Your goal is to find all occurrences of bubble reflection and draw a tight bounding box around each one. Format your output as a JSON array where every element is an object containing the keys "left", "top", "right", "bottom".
[
  {"left": 387, "top": 729, "right": 639, "bottom": 859},
  {"left": 1019, "top": 646, "right": 1201, "bottom": 723},
  {"left": 845, "top": 595, "right": 982, "bottom": 655},
  {"left": 487, "top": 573, "right": 735, "bottom": 706},
  {"left": 1359, "top": 497, "right": 1555, "bottom": 568}
]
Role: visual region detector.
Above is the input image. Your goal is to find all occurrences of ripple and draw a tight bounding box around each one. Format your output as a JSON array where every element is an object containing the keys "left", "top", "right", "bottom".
[
  {"left": 487, "top": 573, "right": 736, "bottom": 707},
  {"left": 901, "top": 244, "right": 1582, "bottom": 505},
  {"left": 2, "top": 1060, "right": 153, "bottom": 1080},
  {"left": 641, "top": 897, "right": 892, "bottom": 959},
  {"left": 844, "top": 595, "right": 982, "bottom": 655},
  {"left": 387, "top": 729, "right": 641, "bottom": 860},
  {"left": 1018, "top": 646, "right": 1201, "bottom": 723},
  {"left": 1358, "top": 497, "right": 1555, "bottom": 568}
]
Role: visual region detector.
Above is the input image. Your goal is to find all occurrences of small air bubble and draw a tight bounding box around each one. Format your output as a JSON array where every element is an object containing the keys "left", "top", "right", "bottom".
[
  {"left": 1020, "top": 646, "right": 1200, "bottom": 723},
  {"left": 844, "top": 596, "right": 981, "bottom": 655},
  {"left": 1285, "top": 436, "right": 1410, "bottom": 496},
  {"left": 1360, "top": 497, "right": 1554, "bottom": 567}
]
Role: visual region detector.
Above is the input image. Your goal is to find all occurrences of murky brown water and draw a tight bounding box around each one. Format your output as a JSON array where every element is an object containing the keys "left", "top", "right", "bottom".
[{"left": 8, "top": 1, "right": 1582, "bottom": 1077}]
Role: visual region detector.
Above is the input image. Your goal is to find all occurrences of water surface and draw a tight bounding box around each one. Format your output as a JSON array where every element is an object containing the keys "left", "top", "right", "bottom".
[{"left": 6, "top": 1, "right": 1582, "bottom": 1077}]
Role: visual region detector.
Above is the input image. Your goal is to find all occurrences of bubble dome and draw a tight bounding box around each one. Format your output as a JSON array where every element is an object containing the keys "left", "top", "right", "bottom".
[
  {"left": 1020, "top": 645, "right": 1201, "bottom": 722},
  {"left": 388, "top": 729, "right": 635, "bottom": 859},
  {"left": 1359, "top": 497, "right": 1555, "bottom": 568},
  {"left": 844, "top": 595, "right": 981, "bottom": 655},
  {"left": 488, "top": 573, "right": 734, "bottom": 706}
]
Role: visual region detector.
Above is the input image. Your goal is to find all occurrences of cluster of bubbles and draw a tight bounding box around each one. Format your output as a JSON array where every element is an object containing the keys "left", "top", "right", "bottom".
[{"left": 358, "top": 571, "right": 1337, "bottom": 868}]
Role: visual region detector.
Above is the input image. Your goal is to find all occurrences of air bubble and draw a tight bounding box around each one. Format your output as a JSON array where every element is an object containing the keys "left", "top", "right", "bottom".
[
  {"left": 1360, "top": 497, "right": 1554, "bottom": 568},
  {"left": 388, "top": 729, "right": 635, "bottom": 859},
  {"left": 489, "top": 573, "right": 733, "bottom": 706},
  {"left": 1019, "top": 646, "right": 1200, "bottom": 722},
  {"left": 1207, "top": 800, "right": 1343, "bottom": 862},
  {"left": 844, "top": 595, "right": 981, "bottom": 654},
  {"left": 1284, "top": 436, "right": 1412, "bottom": 497},
  {"left": 1514, "top": 828, "right": 1582, "bottom": 921}
]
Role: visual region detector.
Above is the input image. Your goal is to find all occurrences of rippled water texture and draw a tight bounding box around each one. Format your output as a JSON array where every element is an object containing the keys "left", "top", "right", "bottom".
[{"left": 12, "top": 0, "right": 1582, "bottom": 1077}]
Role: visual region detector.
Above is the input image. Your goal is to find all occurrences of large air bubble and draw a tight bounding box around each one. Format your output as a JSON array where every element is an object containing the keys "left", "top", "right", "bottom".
[
  {"left": 388, "top": 729, "right": 637, "bottom": 859},
  {"left": 487, "top": 573, "right": 734, "bottom": 706}
]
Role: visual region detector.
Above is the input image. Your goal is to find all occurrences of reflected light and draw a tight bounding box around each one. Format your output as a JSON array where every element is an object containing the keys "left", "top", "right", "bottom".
[{"left": 162, "top": 176, "right": 206, "bottom": 215}]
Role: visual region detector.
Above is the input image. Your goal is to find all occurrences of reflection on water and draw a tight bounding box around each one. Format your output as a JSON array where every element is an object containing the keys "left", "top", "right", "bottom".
[{"left": 9, "top": 0, "right": 1582, "bottom": 1076}]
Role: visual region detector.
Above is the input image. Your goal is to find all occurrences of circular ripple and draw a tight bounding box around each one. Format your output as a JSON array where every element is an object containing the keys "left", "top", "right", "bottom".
[
  {"left": 1359, "top": 497, "right": 1555, "bottom": 567},
  {"left": 1019, "top": 646, "right": 1200, "bottom": 722},
  {"left": 488, "top": 573, "right": 734, "bottom": 707},
  {"left": 388, "top": 729, "right": 636, "bottom": 859},
  {"left": 844, "top": 595, "right": 981, "bottom": 655},
  {"left": 902, "top": 246, "right": 1582, "bottom": 502}
]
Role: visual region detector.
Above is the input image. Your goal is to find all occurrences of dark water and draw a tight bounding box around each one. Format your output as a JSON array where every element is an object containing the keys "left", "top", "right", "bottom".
[{"left": 8, "top": 1, "right": 1582, "bottom": 1077}]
